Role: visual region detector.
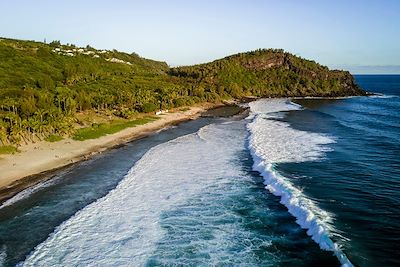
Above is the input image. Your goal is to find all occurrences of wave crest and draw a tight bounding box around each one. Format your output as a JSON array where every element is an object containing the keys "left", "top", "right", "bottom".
[
  {"left": 247, "top": 99, "right": 353, "bottom": 267},
  {"left": 20, "top": 122, "right": 245, "bottom": 266}
]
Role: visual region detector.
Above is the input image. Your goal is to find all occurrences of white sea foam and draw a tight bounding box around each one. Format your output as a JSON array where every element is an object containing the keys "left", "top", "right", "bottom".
[
  {"left": 0, "top": 246, "right": 6, "bottom": 267},
  {"left": 19, "top": 99, "right": 353, "bottom": 266},
  {"left": 368, "top": 93, "right": 398, "bottom": 99},
  {"left": 247, "top": 99, "right": 353, "bottom": 267},
  {"left": 0, "top": 173, "right": 66, "bottom": 209},
  {"left": 154, "top": 125, "right": 177, "bottom": 134},
  {"left": 21, "top": 123, "right": 244, "bottom": 266},
  {"left": 248, "top": 98, "right": 301, "bottom": 114}
]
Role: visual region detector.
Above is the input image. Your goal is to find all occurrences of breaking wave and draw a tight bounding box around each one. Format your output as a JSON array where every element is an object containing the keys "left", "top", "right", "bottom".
[
  {"left": 247, "top": 99, "right": 353, "bottom": 267},
  {"left": 20, "top": 122, "right": 246, "bottom": 266},
  {"left": 369, "top": 93, "right": 398, "bottom": 99},
  {"left": 18, "top": 99, "right": 353, "bottom": 266},
  {"left": 0, "top": 172, "right": 66, "bottom": 210}
]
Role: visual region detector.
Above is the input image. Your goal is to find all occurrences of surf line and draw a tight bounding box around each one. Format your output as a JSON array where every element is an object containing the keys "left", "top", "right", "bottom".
[{"left": 246, "top": 99, "right": 353, "bottom": 267}]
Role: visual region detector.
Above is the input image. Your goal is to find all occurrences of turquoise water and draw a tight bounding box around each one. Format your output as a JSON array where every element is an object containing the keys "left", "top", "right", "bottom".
[{"left": 0, "top": 75, "right": 399, "bottom": 266}]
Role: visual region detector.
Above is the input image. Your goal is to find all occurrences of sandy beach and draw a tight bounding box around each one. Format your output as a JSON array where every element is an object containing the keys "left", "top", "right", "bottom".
[{"left": 0, "top": 104, "right": 219, "bottom": 202}]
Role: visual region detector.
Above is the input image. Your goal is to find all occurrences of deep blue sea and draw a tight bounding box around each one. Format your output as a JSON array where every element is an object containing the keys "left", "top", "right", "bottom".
[
  {"left": 279, "top": 75, "right": 400, "bottom": 266},
  {"left": 0, "top": 75, "right": 398, "bottom": 266}
]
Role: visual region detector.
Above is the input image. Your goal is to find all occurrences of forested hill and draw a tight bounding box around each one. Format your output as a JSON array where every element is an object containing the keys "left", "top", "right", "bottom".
[
  {"left": 0, "top": 38, "right": 364, "bottom": 145},
  {"left": 170, "top": 49, "right": 365, "bottom": 97}
]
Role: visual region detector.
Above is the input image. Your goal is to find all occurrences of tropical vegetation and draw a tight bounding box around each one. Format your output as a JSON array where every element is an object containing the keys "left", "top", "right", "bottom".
[{"left": 0, "top": 37, "right": 364, "bottom": 145}]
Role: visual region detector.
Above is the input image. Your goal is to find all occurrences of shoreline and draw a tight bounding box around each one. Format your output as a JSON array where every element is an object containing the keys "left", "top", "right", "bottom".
[
  {"left": 0, "top": 94, "right": 359, "bottom": 205},
  {"left": 0, "top": 102, "right": 235, "bottom": 204}
]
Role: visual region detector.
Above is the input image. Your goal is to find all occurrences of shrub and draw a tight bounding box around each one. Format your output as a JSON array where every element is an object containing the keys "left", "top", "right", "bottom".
[
  {"left": 142, "top": 102, "right": 158, "bottom": 113},
  {"left": 45, "top": 135, "right": 63, "bottom": 142},
  {"left": 0, "top": 145, "right": 18, "bottom": 154}
]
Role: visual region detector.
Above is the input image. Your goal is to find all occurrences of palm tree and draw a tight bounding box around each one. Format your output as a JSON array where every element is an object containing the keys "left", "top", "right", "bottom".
[
  {"left": 9, "top": 125, "right": 23, "bottom": 145},
  {"left": 155, "top": 87, "right": 171, "bottom": 110},
  {"left": 3, "top": 113, "right": 18, "bottom": 127},
  {"left": 34, "top": 109, "right": 48, "bottom": 124},
  {"left": 0, "top": 120, "right": 8, "bottom": 145}
]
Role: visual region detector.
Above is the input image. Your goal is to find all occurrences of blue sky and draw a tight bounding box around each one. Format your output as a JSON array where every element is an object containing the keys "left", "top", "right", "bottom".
[{"left": 1, "top": 0, "right": 399, "bottom": 73}]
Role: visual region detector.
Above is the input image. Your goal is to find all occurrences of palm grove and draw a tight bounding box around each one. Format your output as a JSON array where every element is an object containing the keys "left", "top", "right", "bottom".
[{"left": 0, "top": 38, "right": 364, "bottom": 146}]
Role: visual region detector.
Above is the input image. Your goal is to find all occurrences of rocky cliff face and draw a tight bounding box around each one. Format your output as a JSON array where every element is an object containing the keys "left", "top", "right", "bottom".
[{"left": 242, "top": 54, "right": 285, "bottom": 70}]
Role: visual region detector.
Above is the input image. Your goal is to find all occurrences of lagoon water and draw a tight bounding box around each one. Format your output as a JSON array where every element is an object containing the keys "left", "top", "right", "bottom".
[{"left": 0, "top": 75, "right": 399, "bottom": 266}]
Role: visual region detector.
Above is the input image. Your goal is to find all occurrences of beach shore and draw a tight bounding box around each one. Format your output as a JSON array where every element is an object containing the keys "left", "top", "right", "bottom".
[{"left": 0, "top": 103, "right": 226, "bottom": 203}]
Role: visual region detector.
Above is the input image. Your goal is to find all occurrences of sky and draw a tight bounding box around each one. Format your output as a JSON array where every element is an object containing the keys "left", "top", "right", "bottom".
[{"left": 1, "top": 0, "right": 399, "bottom": 73}]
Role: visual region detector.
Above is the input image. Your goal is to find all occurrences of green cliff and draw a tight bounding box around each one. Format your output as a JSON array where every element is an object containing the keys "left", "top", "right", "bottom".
[{"left": 170, "top": 49, "right": 364, "bottom": 97}]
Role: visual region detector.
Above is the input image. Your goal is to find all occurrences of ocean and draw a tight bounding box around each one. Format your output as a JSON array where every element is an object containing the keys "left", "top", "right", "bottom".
[{"left": 0, "top": 75, "right": 399, "bottom": 266}]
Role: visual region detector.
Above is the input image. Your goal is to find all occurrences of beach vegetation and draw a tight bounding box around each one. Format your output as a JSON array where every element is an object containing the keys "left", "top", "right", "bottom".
[
  {"left": 44, "top": 134, "right": 63, "bottom": 142},
  {"left": 72, "top": 116, "right": 158, "bottom": 141},
  {"left": 0, "top": 145, "right": 18, "bottom": 154}
]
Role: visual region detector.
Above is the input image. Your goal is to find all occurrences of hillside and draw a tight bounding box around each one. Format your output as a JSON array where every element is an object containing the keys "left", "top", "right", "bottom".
[
  {"left": 0, "top": 38, "right": 365, "bottom": 145},
  {"left": 170, "top": 49, "right": 364, "bottom": 97}
]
